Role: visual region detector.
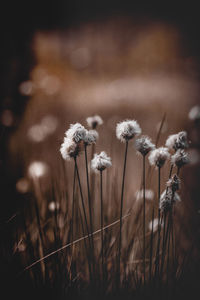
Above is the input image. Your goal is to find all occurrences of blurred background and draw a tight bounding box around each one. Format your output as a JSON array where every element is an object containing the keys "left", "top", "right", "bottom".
[{"left": 1, "top": 0, "right": 200, "bottom": 298}]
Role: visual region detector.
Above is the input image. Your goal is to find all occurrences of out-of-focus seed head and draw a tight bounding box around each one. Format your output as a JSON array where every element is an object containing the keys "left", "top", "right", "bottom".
[
  {"left": 148, "top": 218, "right": 163, "bottom": 232},
  {"left": 86, "top": 115, "right": 103, "bottom": 129},
  {"left": 188, "top": 105, "right": 200, "bottom": 121},
  {"left": 28, "top": 161, "right": 48, "bottom": 178},
  {"left": 135, "top": 189, "right": 154, "bottom": 202}
]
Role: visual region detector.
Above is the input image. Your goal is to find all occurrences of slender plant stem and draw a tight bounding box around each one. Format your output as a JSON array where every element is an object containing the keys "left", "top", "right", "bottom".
[
  {"left": 100, "top": 170, "right": 104, "bottom": 286},
  {"left": 71, "top": 164, "right": 76, "bottom": 246},
  {"left": 155, "top": 167, "right": 161, "bottom": 278},
  {"left": 117, "top": 140, "right": 129, "bottom": 287},
  {"left": 149, "top": 207, "right": 154, "bottom": 283},
  {"left": 74, "top": 157, "right": 91, "bottom": 243},
  {"left": 84, "top": 145, "right": 95, "bottom": 262},
  {"left": 78, "top": 198, "right": 93, "bottom": 283},
  {"left": 143, "top": 155, "right": 146, "bottom": 284}
]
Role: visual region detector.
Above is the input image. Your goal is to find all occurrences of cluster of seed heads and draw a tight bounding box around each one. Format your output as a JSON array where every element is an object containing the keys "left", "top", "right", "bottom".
[{"left": 60, "top": 117, "right": 190, "bottom": 210}]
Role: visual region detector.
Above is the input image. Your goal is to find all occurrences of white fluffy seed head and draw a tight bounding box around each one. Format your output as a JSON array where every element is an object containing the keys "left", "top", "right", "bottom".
[
  {"left": 60, "top": 137, "right": 80, "bottom": 160},
  {"left": 171, "top": 149, "right": 189, "bottom": 168},
  {"left": 159, "top": 188, "right": 181, "bottom": 212},
  {"left": 188, "top": 105, "right": 200, "bottom": 121},
  {"left": 86, "top": 115, "right": 103, "bottom": 129},
  {"left": 84, "top": 129, "right": 99, "bottom": 145},
  {"left": 167, "top": 175, "right": 180, "bottom": 192},
  {"left": 135, "top": 135, "right": 155, "bottom": 156},
  {"left": 148, "top": 147, "right": 170, "bottom": 168},
  {"left": 65, "top": 123, "right": 86, "bottom": 143},
  {"left": 91, "top": 151, "right": 112, "bottom": 172},
  {"left": 166, "top": 131, "right": 188, "bottom": 151},
  {"left": 116, "top": 119, "right": 141, "bottom": 143}
]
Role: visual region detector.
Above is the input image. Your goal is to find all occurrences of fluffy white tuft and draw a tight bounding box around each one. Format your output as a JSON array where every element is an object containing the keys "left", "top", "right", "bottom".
[
  {"left": 167, "top": 174, "right": 180, "bottom": 192},
  {"left": 148, "top": 147, "right": 170, "bottom": 168},
  {"left": 91, "top": 151, "right": 112, "bottom": 172},
  {"left": 84, "top": 129, "right": 99, "bottom": 145},
  {"left": 159, "top": 188, "right": 181, "bottom": 212},
  {"left": 135, "top": 135, "right": 155, "bottom": 156},
  {"left": 116, "top": 119, "right": 141, "bottom": 143},
  {"left": 60, "top": 137, "right": 80, "bottom": 160},
  {"left": 165, "top": 131, "right": 188, "bottom": 151},
  {"left": 171, "top": 149, "right": 189, "bottom": 168},
  {"left": 65, "top": 123, "right": 86, "bottom": 143}
]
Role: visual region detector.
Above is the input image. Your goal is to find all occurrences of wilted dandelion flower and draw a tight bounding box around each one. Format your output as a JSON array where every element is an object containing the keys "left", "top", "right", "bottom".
[
  {"left": 148, "top": 147, "right": 170, "bottom": 168},
  {"left": 60, "top": 137, "right": 80, "bottom": 160},
  {"left": 86, "top": 115, "right": 103, "bottom": 129},
  {"left": 91, "top": 151, "right": 112, "bottom": 172},
  {"left": 160, "top": 188, "right": 181, "bottom": 212},
  {"left": 65, "top": 123, "right": 86, "bottom": 143},
  {"left": 28, "top": 161, "right": 48, "bottom": 178},
  {"left": 116, "top": 119, "right": 141, "bottom": 142},
  {"left": 188, "top": 105, "right": 200, "bottom": 121},
  {"left": 171, "top": 149, "right": 189, "bottom": 169},
  {"left": 135, "top": 135, "right": 155, "bottom": 156},
  {"left": 167, "top": 174, "right": 180, "bottom": 192},
  {"left": 135, "top": 189, "right": 154, "bottom": 202},
  {"left": 166, "top": 131, "right": 188, "bottom": 151},
  {"left": 84, "top": 129, "right": 99, "bottom": 145}
]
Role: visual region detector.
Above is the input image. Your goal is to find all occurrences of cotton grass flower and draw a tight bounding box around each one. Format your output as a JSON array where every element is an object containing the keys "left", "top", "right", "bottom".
[
  {"left": 65, "top": 123, "right": 86, "bottom": 143},
  {"left": 148, "top": 147, "right": 170, "bottom": 168},
  {"left": 60, "top": 137, "right": 80, "bottom": 160},
  {"left": 135, "top": 136, "right": 155, "bottom": 156},
  {"left": 167, "top": 175, "right": 180, "bottom": 192},
  {"left": 171, "top": 149, "right": 189, "bottom": 169},
  {"left": 159, "top": 189, "right": 181, "bottom": 212},
  {"left": 86, "top": 115, "right": 103, "bottom": 129},
  {"left": 91, "top": 151, "right": 112, "bottom": 172},
  {"left": 84, "top": 129, "right": 99, "bottom": 145},
  {"left": 116, "top": 119, "right": 141, "bottom": 142},
  {"left": 165, "top": 131, "right": 188, "bottom": 151}
]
